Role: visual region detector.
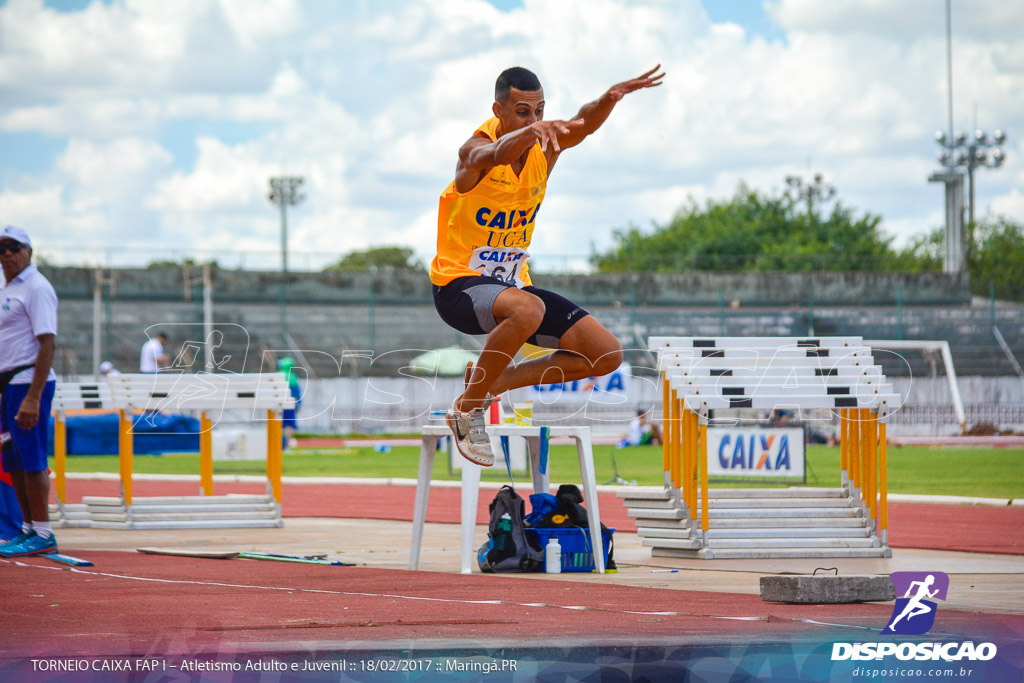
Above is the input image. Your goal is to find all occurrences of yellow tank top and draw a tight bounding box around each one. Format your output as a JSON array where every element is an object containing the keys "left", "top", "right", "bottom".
[{"left": 430, "top": 117, "right": 547, "bottom": 288}]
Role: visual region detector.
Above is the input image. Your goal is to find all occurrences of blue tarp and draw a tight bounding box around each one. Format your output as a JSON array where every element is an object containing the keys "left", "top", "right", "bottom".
[
  {"left": 0, "top": 479, "right": 22, "bottom": 538},
  {"left": 47, "top": 413, "right": 201, "bottom": 456}
]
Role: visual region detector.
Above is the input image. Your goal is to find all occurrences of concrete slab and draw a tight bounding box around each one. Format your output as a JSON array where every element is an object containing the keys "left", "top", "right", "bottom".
[{"left": 759, "top": 574, "right": 895, "bottom": 603}]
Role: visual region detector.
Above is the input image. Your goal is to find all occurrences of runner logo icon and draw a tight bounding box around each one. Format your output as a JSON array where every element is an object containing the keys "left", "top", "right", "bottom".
[{"left": 882, "top": 571, "right": 949, "bottom": 635}]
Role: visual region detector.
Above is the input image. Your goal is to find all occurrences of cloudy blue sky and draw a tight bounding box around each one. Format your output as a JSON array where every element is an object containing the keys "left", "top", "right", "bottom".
[{"left": 1, "top": 0, "right": 1022, "bottom": 271}]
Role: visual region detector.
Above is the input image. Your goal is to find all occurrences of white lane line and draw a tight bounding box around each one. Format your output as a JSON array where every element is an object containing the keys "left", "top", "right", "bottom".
[{"left": 0, "top": 560, "right": 863, "bottom": 628}]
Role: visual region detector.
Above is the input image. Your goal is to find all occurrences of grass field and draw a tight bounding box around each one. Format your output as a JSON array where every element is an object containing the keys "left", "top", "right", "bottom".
[{"left": 52, "top": 444, "right": 1024, "bottom": 499}]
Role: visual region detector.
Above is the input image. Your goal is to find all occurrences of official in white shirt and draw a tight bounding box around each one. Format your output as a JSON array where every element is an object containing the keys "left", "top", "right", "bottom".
[
  {"left": 140, "top": 332, "right": 169, "bottom": 373},
  {"left": 0, "top": 225, "right": 59, "bottom": 557}
]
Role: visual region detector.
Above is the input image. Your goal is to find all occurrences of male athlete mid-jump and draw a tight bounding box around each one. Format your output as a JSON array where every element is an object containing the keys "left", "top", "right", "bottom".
[{"left": 430, "top": 65, "right": 664, "bottom": 466}]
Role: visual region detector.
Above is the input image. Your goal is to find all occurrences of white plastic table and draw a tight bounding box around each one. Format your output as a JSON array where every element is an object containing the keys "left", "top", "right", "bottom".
[{"left": 409, "top": 424, "right": 605, "bottom": 574}]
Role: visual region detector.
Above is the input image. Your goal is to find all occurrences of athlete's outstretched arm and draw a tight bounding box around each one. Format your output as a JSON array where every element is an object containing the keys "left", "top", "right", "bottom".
[
  {"left": 454, "top": 118, "right": 584, "bottom": 192},
  {"left": 557, "top": 65, "right": 665, "bottom": 150}
]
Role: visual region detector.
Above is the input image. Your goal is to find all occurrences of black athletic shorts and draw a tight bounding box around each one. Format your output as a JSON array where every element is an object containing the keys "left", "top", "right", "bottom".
[{"left": 432, "top": 275, "right": 590, "bottom": 349}]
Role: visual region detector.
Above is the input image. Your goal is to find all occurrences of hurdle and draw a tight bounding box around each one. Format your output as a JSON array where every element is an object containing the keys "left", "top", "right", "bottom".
[
  {"left": 618, "top": 337, "right": 897, "bottom": 559},
  {"left": 50, "top": 372, "right": 294, "bottom": 529},
  {"left": 49, "top": 381, "right": 117, "bottom": 527}
]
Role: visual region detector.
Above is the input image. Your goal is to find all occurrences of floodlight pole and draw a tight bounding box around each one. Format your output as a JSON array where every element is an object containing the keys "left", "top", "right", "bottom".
[
  {"left": 268, "top": 176, "right": 305, "bottom": 347},
  {"left": 92, "top": 270, "right": 102, "bottom": 376},
  {"left": 932, "top": 1, "right": 1007, "bottom": 270},
  {"left": 183, "top": 264, "right": 215, "bottom": 370},
  {"left": 92, "top": 268, "right": 116, "bottom": 376},
  {"left": 202, "top": 264, "right": 213, "bottom": 370},
  {"left": 928, "top": 170, "right": 966, "bottom": 274},
  {"left": 945, "top": 0, "right": 953, "bottom": 166}
]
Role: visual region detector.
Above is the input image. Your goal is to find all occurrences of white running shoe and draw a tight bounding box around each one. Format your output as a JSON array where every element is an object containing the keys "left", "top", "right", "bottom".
[{"left": 446, "top": 400, "right": 494, "bottom": 467}]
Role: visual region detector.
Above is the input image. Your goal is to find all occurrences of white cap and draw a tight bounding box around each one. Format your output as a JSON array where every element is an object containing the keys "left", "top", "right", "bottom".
[
  {"left": 0, "top": 225, "right": 31, "bottom": 247},
  {"left": 100, "top": 361, "right": 114, "bottom": 373}
]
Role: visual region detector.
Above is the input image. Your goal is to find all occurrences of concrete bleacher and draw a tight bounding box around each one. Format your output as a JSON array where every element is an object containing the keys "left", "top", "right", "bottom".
[
  {"left": 55, "top": 299, "right": 472, "bottom": 377},
  {"left": 616, "top": 307, "right": 1024, "bottom": 378},
  {"left": 53, "top": 299, "right": 1024, "bottom": 382},
  {"left": 44, "top": 265, "right": 1024, "bottom": 380}
]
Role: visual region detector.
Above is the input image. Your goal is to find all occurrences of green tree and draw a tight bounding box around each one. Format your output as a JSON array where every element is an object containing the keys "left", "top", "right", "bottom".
[
  {"left": 893, "top": 217, "right": 1024, "bottom": 300},
  {"left": 891, "top": 229, "right": 943, "bottom": 273},
  {"left": 325, "top": 246, "right": 423, "bottom": 271},
  {"left": 970, "top": 217, "right": 1024, "bottom": 300},
  {"left": 591, "top": 185, "right": 894, "bottom": 272},
  {"left": 146, "top": 257, "right": 220, "bottom": 269}
]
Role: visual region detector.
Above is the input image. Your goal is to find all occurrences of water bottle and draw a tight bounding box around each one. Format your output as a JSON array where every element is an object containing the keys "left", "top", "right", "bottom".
[
  {"left": 494, "top": 513, "right": 512, "bottom": 552},
  {"left": 545, "top": 536, "right": 562, "bottom": 574}
]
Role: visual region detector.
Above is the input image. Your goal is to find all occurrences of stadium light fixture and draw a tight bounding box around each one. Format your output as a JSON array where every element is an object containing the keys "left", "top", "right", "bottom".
[
  {"left": 934, "top": 126, "right": 1008, "bottom": 227},
  {"left": 784, "top": 172, "right": 836, "bottom": 217}
]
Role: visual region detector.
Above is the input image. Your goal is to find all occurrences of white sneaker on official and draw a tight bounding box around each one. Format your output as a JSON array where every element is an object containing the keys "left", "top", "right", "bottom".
[{"left": 446, "top": 401, "right": 494, "bottom": 467}]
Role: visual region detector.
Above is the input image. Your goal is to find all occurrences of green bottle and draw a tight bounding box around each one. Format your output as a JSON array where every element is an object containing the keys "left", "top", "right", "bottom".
[{"left": 494, "top": 513, "right": 512, "bottom": 551}]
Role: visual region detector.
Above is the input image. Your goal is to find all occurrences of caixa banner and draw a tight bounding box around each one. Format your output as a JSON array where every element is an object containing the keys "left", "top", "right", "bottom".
[
  {"left": 707, "top": 427, "right": 805, "bottom": 478},
  {"left": 527, "top": 362, "right": 631, "bottom": 404}
]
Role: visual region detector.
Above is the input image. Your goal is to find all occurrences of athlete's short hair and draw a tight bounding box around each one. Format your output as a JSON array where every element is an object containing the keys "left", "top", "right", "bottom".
[{"left": 495, "top": 67, "right": 541, "bottom": 103}]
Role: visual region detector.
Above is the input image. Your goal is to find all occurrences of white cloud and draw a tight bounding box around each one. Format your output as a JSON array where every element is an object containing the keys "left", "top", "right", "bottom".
[
  {"left": 0, "top": 184, "right": 65, "bottom": 234},
  {"left": 146, "top": 137, "right": 269, "bottom": 213},
  {"left": 58, "top": 137, "right": 172, "bottom": 187},
  {"left": 0, "top": 98, "right": 167, "bottom": 138},
  {"left": 0, "top": 137, "right": 173, "bottom": 252},
  {"left": 991, "top": 189, "right": 1024, "bottom": 219},
  {"left": 770, "top": 0, "right": 1024, "bottom": 42},
  {"left": 218, "top": 0, "right": 303, "bottom": 50},
  {"left": 884, "top": 210, "right": 944, "bottom": 246},
  {"left": 0, "top": 0, "right": 286, "bottom": 101}
]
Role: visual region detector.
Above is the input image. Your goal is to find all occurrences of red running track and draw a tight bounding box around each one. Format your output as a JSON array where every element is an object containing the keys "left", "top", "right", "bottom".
[
  {"left": 56, "top": 478, "right": 1024, "bottom": 555},
  {"left": 5, "top": 479, "right": 1021, "bottom": 667},
  {"left": 2, "top": 551, "right": 1023, "bottom": 659}
]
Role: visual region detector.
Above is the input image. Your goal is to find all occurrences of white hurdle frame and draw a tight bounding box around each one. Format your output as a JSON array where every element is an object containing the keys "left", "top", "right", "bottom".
[
  {"left": 652, "top": 336, "right": 897, "bottom": 549},
  {"left": 68, "top": 372, "right": 295, "bottom": 506}
]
